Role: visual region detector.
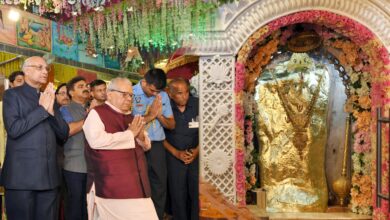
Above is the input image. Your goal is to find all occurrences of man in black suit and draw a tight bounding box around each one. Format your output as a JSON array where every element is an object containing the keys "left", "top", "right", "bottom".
[{"left": 2, "top": 56, "right": 69, "bottom": 220}]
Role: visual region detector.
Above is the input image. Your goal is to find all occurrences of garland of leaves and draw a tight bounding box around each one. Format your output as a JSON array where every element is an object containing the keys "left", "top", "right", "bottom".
[{"left": 73, "top": 0, "right": 218, "bottom": 54}]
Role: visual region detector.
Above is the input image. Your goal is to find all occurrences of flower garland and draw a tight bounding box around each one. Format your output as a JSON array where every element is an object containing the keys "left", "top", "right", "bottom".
[
  {"left": 234, "top": 62, "right": 246, "bottom": 207},
  {"left": 245, "top": 37, "right": 279, "bottom": 93},
  {"left": 0, "top": 0, "right": 234, "bottom": 16},
  {"left": 72, "top": 0, "right": 218, "bottom": 55},
  {"left": 235, "top": 10, "right": 390, "bottom": 218},
  {"left": 335, "top": 39, "right": 373, "bottom": 214},
  {"left": 8, "top": 0, "right": 222, "bottom": 71},
  {"left": 244, "top": 115, "right": 258, "bottom": 191},
  {"left": 88, "top": 17, "right": 95, "bottom": 48},
  {"left": 123, "top": 8, "right": 129, "bottom": 44}
]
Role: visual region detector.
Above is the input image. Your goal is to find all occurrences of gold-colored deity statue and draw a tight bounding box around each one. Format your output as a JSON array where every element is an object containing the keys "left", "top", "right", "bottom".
[{"left": 256, "top": 53, "right": 329, "bottom": 212}]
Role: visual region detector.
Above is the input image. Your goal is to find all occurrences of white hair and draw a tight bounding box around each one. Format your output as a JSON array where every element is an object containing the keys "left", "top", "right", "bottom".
[
  {"left": 21, "top": 56, "right": 45, "bottom": 72},
  {"left": 107, "top": 77, "right": 132, "bottom": 91},
  {"left": 21, "top": 57, "right": 32, "bottom": 72}
]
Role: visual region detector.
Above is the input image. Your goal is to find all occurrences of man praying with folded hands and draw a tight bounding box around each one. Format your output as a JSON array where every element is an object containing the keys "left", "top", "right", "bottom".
[
  {"left": 2, "top": 56, "right": 69, "bottom": 220},
  {"left": 83, "top": 77, "right": 158, "bottom": 220}
]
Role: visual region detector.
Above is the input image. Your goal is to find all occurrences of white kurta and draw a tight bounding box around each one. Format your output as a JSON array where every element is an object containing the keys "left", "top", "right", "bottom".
[{"left": 83, "top": 102, "right": 158, "bottom": 220}]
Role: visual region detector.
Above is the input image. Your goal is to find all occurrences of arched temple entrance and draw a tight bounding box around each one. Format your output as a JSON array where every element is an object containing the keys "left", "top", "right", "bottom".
[{"left": 191, "top": 0, "right": 390, "bottom": 218}]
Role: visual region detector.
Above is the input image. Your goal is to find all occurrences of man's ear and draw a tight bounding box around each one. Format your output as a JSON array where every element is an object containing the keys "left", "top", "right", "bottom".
[
  {"left": 167, "top": 89, "right": 173, "bottom": 98},
  {"left": 106, "top": 91, "right": 113, "bottom": 101},
  {"left": 167, "top": 84, "right": 177, "bottom": 99},
  {"left": 68, "top": 89, "right": 74, "bottom": 98}
]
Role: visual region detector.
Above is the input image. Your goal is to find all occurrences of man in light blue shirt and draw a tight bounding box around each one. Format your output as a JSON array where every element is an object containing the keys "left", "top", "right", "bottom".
[{"left": 132, "top": 68, "right": 175, "bottom": 220}]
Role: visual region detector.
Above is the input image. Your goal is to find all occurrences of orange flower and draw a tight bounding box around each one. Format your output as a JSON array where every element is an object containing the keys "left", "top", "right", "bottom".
[
  {"left": 351, "top": 174, "right": 372, "bottom": 207},
  {"left": 235, "top": 127, "right": 245, "bottom": 150},
  {"left": 358, "top": 96, "right": 371, "bottom": 109},
  {"left": 246, "top": 182, "right": 252, "bottom": 190},
  {"left": 245, "top": 73, "right": 259, "bottom": 93},
  {"left": 238, "top": 26, "right": 270, "bottom": 63},
  {"left": 250, "top": 176, "right": 257, "bottom": 186},
  {"left": 353, "top": 111, "right": 371, "bottom": 130},
  {"left": 236, "top": 92, "right": 244, "bottom": 104},
  {"left": 251, "top": 39, "right": 279, "bottom": 67},
  {"left": 252, "top": 26, "right": 269, "bottom": 42},
  {"left": 238, "top": 44, "right": 251, "bottom": 63},
  {"left": 331, "top": 40, "right": 359, "bottom": 66},
  {"left": 344, "top": 99, "right": 354, "bottom": 113}
]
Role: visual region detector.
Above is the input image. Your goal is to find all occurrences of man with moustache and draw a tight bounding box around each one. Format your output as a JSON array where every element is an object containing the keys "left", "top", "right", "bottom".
[
  {"left": 2, "top": 56, "right": 69, "bottom": 220},
  {"left": 60, "top": 76, "right": 90, "bottom": 220}
]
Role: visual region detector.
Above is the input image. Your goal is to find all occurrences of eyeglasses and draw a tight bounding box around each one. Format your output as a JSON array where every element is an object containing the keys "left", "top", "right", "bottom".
[
  {"left": 110, "top": 89, "right": 133, "bottom": 99},
  {"left": 25, "top": 65, "right": 51, "bottom": 72}
]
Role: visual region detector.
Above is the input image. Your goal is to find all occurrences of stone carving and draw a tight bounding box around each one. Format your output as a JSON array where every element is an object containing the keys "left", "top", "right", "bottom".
[
  {"left": 209, "top": 58, "right": 232, "bottom": 85},
  {"left": 185, "top": 0, "right": 390, "bottom": 55},
  {"left": 199, "top": 56, "right": 236, "bottom": 202},
  {"left": 210, "top": 104, "right": 229, "bottom": 131},
  {"left": 206, "top": 149, "right": 232, "bottom": 176}
]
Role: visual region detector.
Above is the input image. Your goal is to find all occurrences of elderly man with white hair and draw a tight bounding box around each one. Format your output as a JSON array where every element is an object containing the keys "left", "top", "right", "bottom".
[
  {"left": 83, "top": 77, "right": 158, "bottom": 220},
  {"left": 2, "top": 56, "right": 69, "bottom": 220}
]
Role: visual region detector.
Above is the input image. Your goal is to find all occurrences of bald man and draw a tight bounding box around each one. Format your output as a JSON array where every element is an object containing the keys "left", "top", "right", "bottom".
[
  {"left": 164, "top": 78, "right": 199, "bottom": 220},
  {"left": 2, "top": 56, "right": 69, "bottom": 220}
]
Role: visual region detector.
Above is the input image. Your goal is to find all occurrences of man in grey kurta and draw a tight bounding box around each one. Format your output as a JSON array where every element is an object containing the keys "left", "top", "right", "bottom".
[{"left": 60, "top": 76, "right": 90, "bottom": 220}]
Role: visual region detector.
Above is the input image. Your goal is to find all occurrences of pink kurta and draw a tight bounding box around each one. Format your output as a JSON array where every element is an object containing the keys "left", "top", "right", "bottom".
[{"left": 83, "top": 102, "right": 158, "bottom": 220}]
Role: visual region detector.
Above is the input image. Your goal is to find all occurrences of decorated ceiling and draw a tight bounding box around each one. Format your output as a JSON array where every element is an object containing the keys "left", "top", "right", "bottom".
[{"left": 0, "top": 0, "right": 234, "bottom": 73}]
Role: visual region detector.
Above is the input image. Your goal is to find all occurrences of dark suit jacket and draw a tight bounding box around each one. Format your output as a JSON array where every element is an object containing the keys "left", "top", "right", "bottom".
[{"left": 2, "top": 83, "right": 69, "bottom": 190}]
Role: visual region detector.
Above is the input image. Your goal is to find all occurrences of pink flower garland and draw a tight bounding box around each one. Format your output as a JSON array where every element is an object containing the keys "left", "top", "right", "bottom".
[
  {"left": 265, "top": 10, "right": 374, "bottom": 45},
  {"left": 234, "top": 61, "right": 247, "bottom": 205},
  {"left": 235, "top": 148, "right": 246, "bottom": 207},
  {"left": 353, "top": 130, "right": 371, "bottom": 153},
  {"left": 235, "top": 62, "right": 245, "bottom": 93}
]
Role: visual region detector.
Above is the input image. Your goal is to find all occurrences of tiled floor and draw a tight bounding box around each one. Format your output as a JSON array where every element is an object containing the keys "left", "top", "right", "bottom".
[{"left": 247, "top": 206, "right": 372, "bottom": 220}]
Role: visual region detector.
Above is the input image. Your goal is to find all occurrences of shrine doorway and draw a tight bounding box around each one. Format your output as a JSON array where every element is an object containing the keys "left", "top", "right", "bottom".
[{"left": 193, "top": 0, "right": 389, "bottom": 218}]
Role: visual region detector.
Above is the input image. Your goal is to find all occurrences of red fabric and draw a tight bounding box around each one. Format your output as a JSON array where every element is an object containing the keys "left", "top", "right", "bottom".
[
  {"left": 166, "top": 62, "right": 198, "bottom": 80},
  {"left": 77, "top": 69, "right": 97, "bottom": 83},
  {"left": 85, "top": 104, "right": 151, "bottom": 199},
  {"left": 169, "top": 47, "right": 186, "bottom": 61},
  {"left": 166, "top": 47, "right": 198, "bottom": 80}
]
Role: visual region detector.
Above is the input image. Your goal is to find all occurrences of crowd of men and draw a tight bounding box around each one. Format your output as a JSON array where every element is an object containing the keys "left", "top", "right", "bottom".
[{"left": 1, "top": 56, "right": 199, "bottom": 220}]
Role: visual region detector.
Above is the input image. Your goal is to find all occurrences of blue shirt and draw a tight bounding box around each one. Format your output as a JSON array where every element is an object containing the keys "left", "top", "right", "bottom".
[
  {"left": 59, "top": 107, "right": 73, "bottom": 123},
  {"left": 132, "top": 81, "right": 173, "bottom": 141}
]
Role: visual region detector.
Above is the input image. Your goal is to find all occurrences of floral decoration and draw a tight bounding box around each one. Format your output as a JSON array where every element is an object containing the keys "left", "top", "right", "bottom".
[
  {"left": 234, "top": 10, "right": 390, "bottom": 218},
  {"left": 244, "top": 115, "right": 258, "bottom": 191},
  {"left": 76, "top": 0, "right": 219, "bottom": 53},
  {"left": 0, "top": 0, "right": 232, "bottom": 71}
]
